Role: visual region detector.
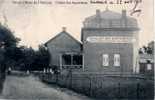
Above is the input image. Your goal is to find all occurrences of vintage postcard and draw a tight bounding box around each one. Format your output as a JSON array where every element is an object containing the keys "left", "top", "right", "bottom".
[{"left": 0, "top": 0, "right": 154, "bottom": 99}]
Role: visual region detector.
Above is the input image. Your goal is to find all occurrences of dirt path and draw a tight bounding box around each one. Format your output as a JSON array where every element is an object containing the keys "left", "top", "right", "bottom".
[{"left": 0, "top": 75, "right": 94, "bottom": 100}]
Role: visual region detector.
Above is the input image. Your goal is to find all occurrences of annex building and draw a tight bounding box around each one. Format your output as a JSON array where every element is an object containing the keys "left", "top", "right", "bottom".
[{"left": 45, "top": 9, "right": 139, "bottom": 75}]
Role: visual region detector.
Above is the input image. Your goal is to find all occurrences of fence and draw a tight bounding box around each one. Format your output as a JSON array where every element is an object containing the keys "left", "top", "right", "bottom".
[{"left": 39, "top": 73, "right": 154, "bottom": 99}]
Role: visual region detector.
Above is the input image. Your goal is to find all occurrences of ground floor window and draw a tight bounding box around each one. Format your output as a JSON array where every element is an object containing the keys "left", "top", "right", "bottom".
[
  {"left": 62, "top": 54, "right": 71, "bottom": 65},
  {"left": 102, "top": 54, "right": 109, "bottom": 66},
  {"left": 73, "top": 55, "right": 83, "bottom": 65},
  {"left": 114, "top": 54, "right": 120, "bottom": 66},
  {"left": 147, "top": 64, "right": 152, "bottom": 70},
  {"left": 61, "top": 53, "right": 83, "bottom": 69}
]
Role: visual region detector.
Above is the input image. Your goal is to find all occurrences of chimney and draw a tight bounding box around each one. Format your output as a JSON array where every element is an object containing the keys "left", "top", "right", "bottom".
[
  {"left": 122, "top": 10, "right": 126, "bottom": 18},
  {"left": 62, "top": 27, "right": 66, "bottom": 32},
  {"left": 96, "top": 9, "right": 101, "bottom": 18}
]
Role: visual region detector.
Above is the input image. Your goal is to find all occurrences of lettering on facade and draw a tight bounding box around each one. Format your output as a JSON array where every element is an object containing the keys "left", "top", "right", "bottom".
[{"left": 86, "top": 36, "right": 136, "bottom": 43}]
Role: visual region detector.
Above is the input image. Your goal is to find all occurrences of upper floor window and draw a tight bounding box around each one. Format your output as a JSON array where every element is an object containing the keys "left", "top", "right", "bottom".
[{"left": 114, "top": 54, "right": 120, "bottom": 66}]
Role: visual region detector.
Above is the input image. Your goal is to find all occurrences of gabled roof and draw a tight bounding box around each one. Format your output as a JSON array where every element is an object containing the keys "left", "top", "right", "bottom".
[{"left": 45, "top": 31, "right": 82, "bottom": 46}]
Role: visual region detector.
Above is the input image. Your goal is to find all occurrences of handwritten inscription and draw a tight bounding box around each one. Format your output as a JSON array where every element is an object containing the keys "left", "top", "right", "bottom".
[
  {"left": 90, "top": 0, "right": 142, "bottom": 4},
  {"left": 90, "top": 0, "right": 142, "bottom": 16},
  {"left": 12, "top": 0, "right": 142, "bottom": 16}
]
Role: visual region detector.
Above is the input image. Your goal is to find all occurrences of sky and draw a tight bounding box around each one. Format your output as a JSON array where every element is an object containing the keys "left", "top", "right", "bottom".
[{"left": 0, "top": 0, "right": 154, "bottom": 49}]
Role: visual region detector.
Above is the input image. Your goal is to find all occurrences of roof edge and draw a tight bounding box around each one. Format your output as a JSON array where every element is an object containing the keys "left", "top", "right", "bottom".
[{"left": 44, "top": 31, "right": 82, "bottom": 46}]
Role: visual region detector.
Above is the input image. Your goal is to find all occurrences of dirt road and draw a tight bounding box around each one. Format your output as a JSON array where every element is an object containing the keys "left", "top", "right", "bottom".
[{"left": 0, "top": 75, "right": 93, "bottom": 100}]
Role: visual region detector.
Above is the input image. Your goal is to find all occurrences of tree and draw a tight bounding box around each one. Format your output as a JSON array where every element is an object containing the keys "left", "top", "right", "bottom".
[
  {"left": 139, "top": 48, "right": 143, "bottom": 54},
  {"left": 32, "top": 45, "right": 50, "bottom": 71},
  {"left": 0, "top": 24, "right": 19, "bottom": 72},
  {"left": 0, "top": 24, "right": 19, "bottom": 47},
  {"left": 139, "top": 42, "right": 154, "bottom": 54},
  {"left": 0, "top": 24, "right": 50, "bottom": 72},
  {"left": 146, "top": 47, "right": 153, "bottom": 54}
]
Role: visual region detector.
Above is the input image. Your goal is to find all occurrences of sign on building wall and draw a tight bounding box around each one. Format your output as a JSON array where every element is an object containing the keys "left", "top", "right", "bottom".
[{"left": 86, "top": 36, "right": 136, "bottom": 43}]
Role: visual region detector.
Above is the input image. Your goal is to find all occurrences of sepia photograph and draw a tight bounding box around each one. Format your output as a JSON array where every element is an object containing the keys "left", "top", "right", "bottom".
[{"left": 0, "top": 0, "right": 154, "bottom": 99}]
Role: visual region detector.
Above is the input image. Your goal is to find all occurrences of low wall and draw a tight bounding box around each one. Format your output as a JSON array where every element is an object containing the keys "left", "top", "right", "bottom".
[{"left": 39, "top": 73, "right": 154, "bottom": 99}]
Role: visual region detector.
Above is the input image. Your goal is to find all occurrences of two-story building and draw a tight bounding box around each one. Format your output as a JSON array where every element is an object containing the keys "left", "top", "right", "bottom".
[{"left": 45, "top": 9, "right": 139, "bottom": 75}]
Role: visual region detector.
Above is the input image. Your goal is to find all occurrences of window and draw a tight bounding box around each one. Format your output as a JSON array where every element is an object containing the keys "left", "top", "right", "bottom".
[
  {"left": 62, "top": 54, "right": 71, "bottom": 65},
  {"left": 61, "top": 54, "right": 83, "bottom": 69},
  {"left": 102, "top": 54, "right": 109, "bottom": 66},
  {"left": 114, "top": 54, "right": 120, "bottom": 66},
  {"left": 73, "top": 55, "right": 83, "bottom": 65},
  {"left": 147, "top": 64, "right": 152, "bottom": 70}
]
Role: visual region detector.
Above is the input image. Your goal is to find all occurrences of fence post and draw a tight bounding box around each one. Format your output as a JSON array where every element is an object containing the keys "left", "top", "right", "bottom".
[
  {"left": 137, "top": 83, "right": 140, "bottom": 100},
  {"left": 56, "top": 74, "right": 58, "bottom": 84},
  {"left": 89, "top": 77, "right": 92, "bottom": 96},
  {"left": 118, "top": 82, "right": 121, "bottom": 98},
  {"left": 70, "top": 73, "right": 72, "bottom": 89}
]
